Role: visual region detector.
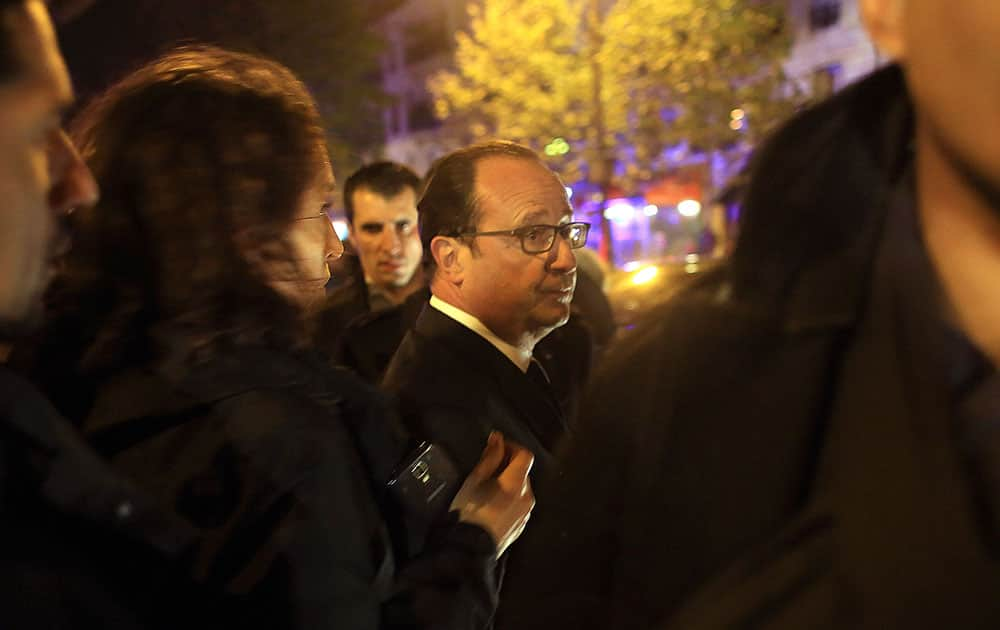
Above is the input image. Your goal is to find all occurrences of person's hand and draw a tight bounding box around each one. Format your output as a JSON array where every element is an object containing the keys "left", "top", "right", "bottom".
[{"left": 451, "top": 431, "right": 535, "bottom": 557}]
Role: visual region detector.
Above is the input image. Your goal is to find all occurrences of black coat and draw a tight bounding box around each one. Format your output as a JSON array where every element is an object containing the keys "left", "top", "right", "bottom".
[
  {"left": 0, "top": 367, "right": 229, "bottom": 629},
  {"left": 382, "top": 306, "right": 569, "bottom": 487},
  {"left": 326, "top": 288, "right": 592, "bottom": 424},
  {"left": 74, "top": 346, "right": 499, "bottom": 630},
  {"left": 327, "top": 288, "right": 430, "bottom": 385},
  {"left": 315, "top": 275, "right": 372, "bottom": 349},
  {"left": 498, "top": 66, "right": 1000, "bottom": 630}
]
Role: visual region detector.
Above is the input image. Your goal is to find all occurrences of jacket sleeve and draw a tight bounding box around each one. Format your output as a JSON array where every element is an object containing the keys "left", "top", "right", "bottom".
[
  {"left": 385, "top": 514, "right": 500, "bottom": 630},
  {"left": 218, "top": 388, "right": 500, "bottom": 630}
]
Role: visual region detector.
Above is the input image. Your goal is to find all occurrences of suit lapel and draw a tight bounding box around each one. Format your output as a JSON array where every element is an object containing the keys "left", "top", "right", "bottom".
[{"left": 414, "top": 306, "right": 566, "bottom": 453}]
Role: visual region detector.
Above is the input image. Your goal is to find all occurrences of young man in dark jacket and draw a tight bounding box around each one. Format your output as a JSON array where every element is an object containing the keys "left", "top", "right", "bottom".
[{"left": 500, "top": 1, "right": 1000, "bottom": 629}]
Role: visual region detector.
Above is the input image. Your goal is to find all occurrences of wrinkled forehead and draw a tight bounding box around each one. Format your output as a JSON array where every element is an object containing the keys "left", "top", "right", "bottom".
[
  {"left": 473, "top": 157, "right": 571, "bottom": 226},
  {"left": 0, "top": 2, "right": 72, "bottom": 112}
]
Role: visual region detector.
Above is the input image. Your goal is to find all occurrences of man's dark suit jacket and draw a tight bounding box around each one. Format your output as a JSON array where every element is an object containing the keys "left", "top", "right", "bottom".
[{"left": 381, "top": 305, "right": 569, "bottom": 487}]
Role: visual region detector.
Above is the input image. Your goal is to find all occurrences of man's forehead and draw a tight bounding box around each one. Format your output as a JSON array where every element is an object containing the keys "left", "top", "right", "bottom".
[
  {"left": 352, "top": 186, "right": 418, "bottom": 221},
  {"left": 474, "top": 156, "right": 570, "bottom": 221},
  {"left": 0, "top": 2, "right": 73, "bottom": 108}
]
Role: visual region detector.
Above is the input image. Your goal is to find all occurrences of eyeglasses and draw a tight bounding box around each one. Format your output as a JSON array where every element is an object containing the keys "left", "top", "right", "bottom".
[
  {"left": 459, "top": 221, "right": 590, "bottom": 254},
  {"left": 294, "top": 213, "right": 345, "bottom": 260}
]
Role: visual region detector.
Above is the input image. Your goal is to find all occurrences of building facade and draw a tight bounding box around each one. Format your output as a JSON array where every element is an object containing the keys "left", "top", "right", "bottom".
[
  {"left": 784, "top": 0, "right": 883, "bottom": 98},
  {"left": 372, "top": 0, "right": 882, "bottom": 174},
  {"left": 375, "top": 0, "right": 468, "bottom": 175}
]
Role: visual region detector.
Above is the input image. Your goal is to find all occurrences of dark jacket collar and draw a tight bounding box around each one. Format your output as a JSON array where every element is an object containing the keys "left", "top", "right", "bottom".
[
  {"left": 81, "top": 345, "right": 357, "bottom": 439},
  {"left": 413, "top": 305, "right": 566, "bottom": 449},
  {"left": 0, "top": 367, "right": 197, "bottom": 555},
  {"left": 730, "top": 65, "right": 915, "bottom": 333}
]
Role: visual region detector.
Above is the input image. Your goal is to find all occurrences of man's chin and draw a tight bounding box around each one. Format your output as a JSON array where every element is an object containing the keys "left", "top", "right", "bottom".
[
  {"left": 535, "top": 305, "right": 572, "bottom": 330},
  {"left": 382, "top": 273, "right": 417, "bottom": 289}
]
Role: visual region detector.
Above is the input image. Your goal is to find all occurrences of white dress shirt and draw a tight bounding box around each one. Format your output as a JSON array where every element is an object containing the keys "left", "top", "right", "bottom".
[{"left": 429, "top": 295, "right": 532, "bottom": 373}]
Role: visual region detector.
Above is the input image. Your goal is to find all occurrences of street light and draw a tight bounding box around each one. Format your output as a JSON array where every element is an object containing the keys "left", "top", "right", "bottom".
[{"left": 678, "top": 199, "right": 702, "bottom": 218}]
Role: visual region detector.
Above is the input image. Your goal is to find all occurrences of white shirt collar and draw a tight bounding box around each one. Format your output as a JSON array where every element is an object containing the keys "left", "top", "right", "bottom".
[{"left": 429, "top": 295, "right": 532, "bottom": 373}]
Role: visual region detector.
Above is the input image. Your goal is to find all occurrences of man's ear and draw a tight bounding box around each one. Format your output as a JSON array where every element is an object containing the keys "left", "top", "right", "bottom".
[
  {"left": 859, "top": 0, "right": 907, "bottom": 61},
  {"left": 430, "top": 235, "right": 463, "bottom": 284}
]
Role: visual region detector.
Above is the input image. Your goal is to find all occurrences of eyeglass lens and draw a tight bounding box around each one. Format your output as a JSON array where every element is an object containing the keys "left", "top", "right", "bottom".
[{"left": 523, "top": 223, "right": 589, "bottom": 253}]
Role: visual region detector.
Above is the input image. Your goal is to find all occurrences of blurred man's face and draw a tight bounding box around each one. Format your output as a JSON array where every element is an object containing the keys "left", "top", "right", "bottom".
[
  {"left": 864, "top": 0, "right": 1000, "bottom": 205},
  {"left": 455, "top": 157, "right": 577, "bottom": 345},
  {"left": 0, "top": 1, "right": 98, "bottom": 337},
  {"left": 349, "top": 186, "right": 422, "bottom": 291}
]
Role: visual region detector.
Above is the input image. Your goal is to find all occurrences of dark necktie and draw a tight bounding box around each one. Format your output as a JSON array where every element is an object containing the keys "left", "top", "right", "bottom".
[{"left": 525, "top": 358, "right": 566, "bottom": 451}]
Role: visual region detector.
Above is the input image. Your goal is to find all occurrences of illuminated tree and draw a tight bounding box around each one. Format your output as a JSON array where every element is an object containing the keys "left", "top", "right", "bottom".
[{"left": 431, "top": 0, "right": 796, "bottom": 258}]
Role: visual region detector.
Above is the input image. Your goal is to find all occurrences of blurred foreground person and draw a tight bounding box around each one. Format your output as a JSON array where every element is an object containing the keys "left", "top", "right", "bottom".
[
  {"left": 502, "top": 1, "right": 1000, "bottom": 629},
  {"left": 0, "top": 1, "right": 224, "bottom": 627},
  {"left": 27, "top": 46, "right": 533, "bottom": 629}
]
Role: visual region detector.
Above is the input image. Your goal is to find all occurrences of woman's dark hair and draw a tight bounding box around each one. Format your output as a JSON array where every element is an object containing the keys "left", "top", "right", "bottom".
[{"left": 37, "top": 45, "right": 329, "bottom": 392}]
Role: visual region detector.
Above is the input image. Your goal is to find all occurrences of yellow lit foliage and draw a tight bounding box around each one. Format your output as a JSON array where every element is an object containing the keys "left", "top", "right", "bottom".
[{"left": 431, "top": 0, "right": 795, "bottom": 186}]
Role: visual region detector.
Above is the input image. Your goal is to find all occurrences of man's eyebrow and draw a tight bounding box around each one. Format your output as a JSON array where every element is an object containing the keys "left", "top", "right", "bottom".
[
  {"left": 359, "top": 222, "right": 384, "bottom": 229},
  {"left": 517, "top": 209, "right": 550, "bottom": 224}
]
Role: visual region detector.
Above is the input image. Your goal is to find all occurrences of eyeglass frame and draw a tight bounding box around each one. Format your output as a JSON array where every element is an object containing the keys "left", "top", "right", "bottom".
[
  {"left": 292, "top": 209, "right": 345, "bottom": 260},
  {"left": 456, "top": 221, "right": 591, "bottom": 255}
]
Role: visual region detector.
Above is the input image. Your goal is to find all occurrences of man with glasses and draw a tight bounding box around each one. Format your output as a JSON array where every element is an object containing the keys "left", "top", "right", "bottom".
[{"left": 383, "top": 141, "right": 587, "bottom": 492}]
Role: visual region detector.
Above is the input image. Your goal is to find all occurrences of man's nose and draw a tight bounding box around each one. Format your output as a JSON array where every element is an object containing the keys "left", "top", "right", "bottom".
[
  {"left": 381, "top": 226, "right": 404, "bottom": 254},
  {"left": 547, "top": 232, "right": 577, "bottom": 274},
  {"left": 48, "top": 130, "right": 99, "bottom": 216}
]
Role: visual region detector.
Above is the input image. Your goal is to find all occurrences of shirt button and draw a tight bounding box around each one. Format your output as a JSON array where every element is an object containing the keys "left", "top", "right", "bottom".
[{"left": 116, "top": 500, "right": 134, "bottom": 520}]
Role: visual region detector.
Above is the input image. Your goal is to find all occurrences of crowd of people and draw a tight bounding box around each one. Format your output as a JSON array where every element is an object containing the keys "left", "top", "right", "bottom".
[{"left": 1, "top": 0, "right": 998, "bottom": 628}]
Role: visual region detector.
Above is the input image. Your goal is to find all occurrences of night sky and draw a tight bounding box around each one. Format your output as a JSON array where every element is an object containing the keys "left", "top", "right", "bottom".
[
  {"left": 59, "top": 0, "right": 267, "bottom": 101},
  {"left": 55, "top": 0, "right": 400, "bottom": 165}
]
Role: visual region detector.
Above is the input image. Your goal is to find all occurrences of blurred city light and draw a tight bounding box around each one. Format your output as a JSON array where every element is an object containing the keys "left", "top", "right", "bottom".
[
  {"left": 604, "top": 201, "right": 636, "bottom": 224},
  {"left": 565, "top": 186, "right": 573, "bottom": 200},
  {"left": 643, "top": 204, "right": 659, "bottom": 217},
  {"left": 623, "top": 260, "right": 642, "bottom": 272},
  {"left": 730, "top": 108, "right": 746, "bottom": 121},
  {"left": 332, "top": 220, "right": 349, "bottom": 240},
  {"left": 730, "top": 119, "right": 745, "bottom": 131},
  {"left": 677, "top": 199, "right": 702, "bottom": 218},
  {"left": 544, "top": 137, "right": 571, "bottom": 156},
  {"left": 631, "top": 266, "right": 659, "bottom": 286}
]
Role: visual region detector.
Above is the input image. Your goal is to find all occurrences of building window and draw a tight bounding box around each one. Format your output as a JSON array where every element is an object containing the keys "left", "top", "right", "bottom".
[
  {"left": 812, "top": 63, "right": 842, "bottom": 98},
  {"left": 809, "top": 0, "right": 841, "bottom": 31}
]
